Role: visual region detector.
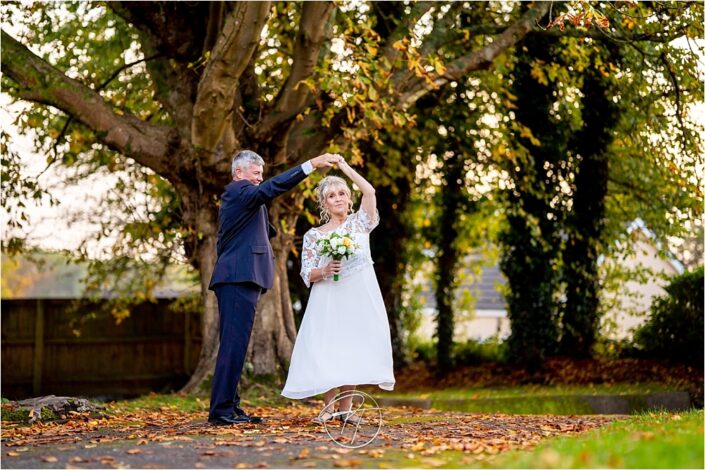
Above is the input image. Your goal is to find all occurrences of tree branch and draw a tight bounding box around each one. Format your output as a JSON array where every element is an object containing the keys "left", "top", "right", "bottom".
[
  {"left": 49, "top": 53, "right": 163, "bottom": 165},
  {"left": 192, "top": 1, "right": 271, "bottom": 153},
  {"left": 463, "top": 21, "right": 691, "bottom": 43},
  {"left": 1, "top": 30, "right": 174, "bottom": 176},
  {"left": 253, "top": 2, "right": 335, "bottom": 142},
  {"left": 202, "top": 1, "right": 226, "bottom": 56},
  {"left": 396, "top": 2, "right": 551, "bottom": 109}
]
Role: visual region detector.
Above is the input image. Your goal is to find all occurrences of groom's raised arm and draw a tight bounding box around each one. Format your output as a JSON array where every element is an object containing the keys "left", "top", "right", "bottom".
[{"left": 240, "top": 154, "right": 340, "bottom": 207}]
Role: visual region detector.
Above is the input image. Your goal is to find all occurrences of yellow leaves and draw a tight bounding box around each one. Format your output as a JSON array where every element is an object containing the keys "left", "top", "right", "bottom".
[
  {"left": 69, "top": 129, "right": 85, "bottom": 154},
  {"left": 392, "top": 39, "right": 408, "bottom": 51},
  {"left": 622, "top": 16, "right": 638, "bottom": 30},
  {"left": 368, "top": 86, "right": 378, "bottom": 102},
  {"left": 294, "top": 78, "right": 317, "bottom": 94},
  {"left": 110, "top": 307, "right": 130, "bottom": 325},
  {"left": 518, "top": 124, "right": 542, "bottom": 147},
  {"left": 333, "top": 459, "right": 363, "bottom": 468},
  {"left": 346, "top": 107, "right": 356, "bottom": 124},
  {"left": 410, "top": 441, "right": 426, "bottom": 452},
  {"left": 365, "top": 43, "right": 378, "bottom": 57},
  {"left": 349, "top": 145, "right": 364, "bottom": 166},
  {"left": 531, "top": 61, "right": 549, "bottom": 86},
  {"left": 430, "top": 57, "right": 446, "bottom": 76},
  {"left": 26, "top": 115, "right": 41, "bottom": 128}
]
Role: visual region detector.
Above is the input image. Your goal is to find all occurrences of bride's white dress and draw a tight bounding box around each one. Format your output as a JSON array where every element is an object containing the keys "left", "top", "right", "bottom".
[{"left": 281, "top": 208, "right": 395, "bottom": 399}]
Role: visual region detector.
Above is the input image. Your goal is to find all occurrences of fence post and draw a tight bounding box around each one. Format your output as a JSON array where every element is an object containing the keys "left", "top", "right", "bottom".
[
  {"left": 184, "top": 309, "right": 191, "bottom": 375},
  {"left": 32, "top": 299, "right": 45, "bottom": 396}
]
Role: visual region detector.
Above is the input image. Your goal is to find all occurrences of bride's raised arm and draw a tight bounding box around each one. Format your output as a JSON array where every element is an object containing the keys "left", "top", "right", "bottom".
[{"left": 336, "top": 156, "right": 376, "bottom": 219}]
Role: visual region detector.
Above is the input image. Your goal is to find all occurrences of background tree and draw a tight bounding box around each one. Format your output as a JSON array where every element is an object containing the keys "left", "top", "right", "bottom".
[{"left": 500, "top": 30, "right": 567, "bottom": 366}]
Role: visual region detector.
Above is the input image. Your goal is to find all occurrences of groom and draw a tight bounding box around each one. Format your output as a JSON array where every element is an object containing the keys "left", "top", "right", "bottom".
[{"left": 207, "top": 149, "right": 341, "bottom": 425}]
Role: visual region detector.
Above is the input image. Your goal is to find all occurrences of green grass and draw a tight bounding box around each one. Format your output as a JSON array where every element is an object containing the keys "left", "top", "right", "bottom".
[
  {"left": 386, "top": 383, "right": 676, "bottom": 400},
  {"left": 479, "top": 409, "right": 704, "bottom": 468},
  {"left": 380, "top": 383, "right": 685, "bottom": 415},
  {"left": 371, "top": 410, "right": 704, "bottom": 468},
  {"left": 109, "top": 383, "right": 293, "bottom": 414},
  {"left": 108, "top": 392, "right": 210, "bottom": 413}
]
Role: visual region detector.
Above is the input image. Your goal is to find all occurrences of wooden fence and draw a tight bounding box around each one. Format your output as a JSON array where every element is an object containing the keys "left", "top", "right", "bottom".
[{"left": 1, "top": 298, "right": 202, "bottom": 399}]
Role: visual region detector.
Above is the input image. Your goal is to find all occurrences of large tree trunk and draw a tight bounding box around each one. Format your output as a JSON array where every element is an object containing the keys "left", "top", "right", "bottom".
[
  {"left": 501, "top": 31, "right": 564, "bottom": 367},
  {"left": 180, "top": 204, "right": 220, "bottom": 394},
  {"left": 560, "top": 55, "right": 620, "bottom": 357},
  {"left": 435, "top": 156, "right": 465, "bottom": 374}
]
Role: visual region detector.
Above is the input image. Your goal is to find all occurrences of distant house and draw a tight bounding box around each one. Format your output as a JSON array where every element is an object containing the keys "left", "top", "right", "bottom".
[
  {"left": 418, "top": 263, "right": 511, "bottom": 342},
  {"left": 416, "top": 222, "right": 684, "bottom": 342}
]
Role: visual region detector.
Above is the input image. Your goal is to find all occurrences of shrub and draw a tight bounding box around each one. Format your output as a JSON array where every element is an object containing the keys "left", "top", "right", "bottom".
[
  {"left": 453, "top": 337, "right": 508, "bottom": 365},
  {"left": 634, "top": 267, "right": 704, "bottom": 368}
]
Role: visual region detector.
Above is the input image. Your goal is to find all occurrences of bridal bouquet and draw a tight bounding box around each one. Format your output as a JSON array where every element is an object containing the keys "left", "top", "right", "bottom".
[{"left": 317, "top": 232, "right": 358, "bottom": 281}]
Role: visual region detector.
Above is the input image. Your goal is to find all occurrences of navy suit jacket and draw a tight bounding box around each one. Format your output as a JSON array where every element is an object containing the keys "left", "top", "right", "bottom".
[{"left": 209, "top": 165, "right": 309, "bottom": 291}]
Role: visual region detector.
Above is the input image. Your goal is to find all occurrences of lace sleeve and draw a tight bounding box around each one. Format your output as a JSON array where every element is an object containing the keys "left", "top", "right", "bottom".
[
  {"left": 300, "top": 230, "right": 320, "bottom": 288},
  {"left": 347, "top": 208, "right": 380, "bottom": 234}
]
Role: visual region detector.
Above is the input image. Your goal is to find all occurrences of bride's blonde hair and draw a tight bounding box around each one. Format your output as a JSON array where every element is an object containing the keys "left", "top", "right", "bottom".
[{"left": 316, "top": 176, "right": 353, "bottom": 223}]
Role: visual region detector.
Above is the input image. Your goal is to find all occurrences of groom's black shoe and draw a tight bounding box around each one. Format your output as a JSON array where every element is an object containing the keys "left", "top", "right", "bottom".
[
  {"left": 208, "top": 414, "right": 256, "bottom": 426},
  {"left": 235, "top": 407, "right": 263, "bottom": 424}
]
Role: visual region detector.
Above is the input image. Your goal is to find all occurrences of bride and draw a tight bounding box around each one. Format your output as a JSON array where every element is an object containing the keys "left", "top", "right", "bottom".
[{"left": 281, "top": 155, "right": 395, "bottom": 423}]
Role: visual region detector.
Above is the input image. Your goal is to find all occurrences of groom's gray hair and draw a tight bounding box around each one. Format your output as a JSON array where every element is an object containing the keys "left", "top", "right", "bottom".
[{"left": 231, "top": 150, "right": 265, "bottom": 177}]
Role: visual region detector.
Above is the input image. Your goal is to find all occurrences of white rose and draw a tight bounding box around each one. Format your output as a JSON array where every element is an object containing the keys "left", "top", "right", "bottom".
[
  {"left": 330, "top": 238, "right": 340, "bottom": 248},
  {"left": 337, "top": 246, "right": 346, "bottom": 255}
]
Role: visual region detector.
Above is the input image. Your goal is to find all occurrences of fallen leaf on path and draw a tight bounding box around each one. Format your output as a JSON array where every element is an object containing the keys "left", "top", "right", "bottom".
[
  {"left": 420, "top": 457, "right": 447, "bottom": 467},
  {"left": 41, "top": 456, "right": 58, "bottom": 463},
  {"left": 333, "top": 459, "right": 363, "bottom": 468},
  {"left": 126, "top": 448, "right": 142, "bottom": 454}
]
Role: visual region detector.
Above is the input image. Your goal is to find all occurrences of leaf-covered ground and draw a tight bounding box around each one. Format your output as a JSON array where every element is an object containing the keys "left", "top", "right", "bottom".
[{"left": 2, "top": 403, "right": 621, "bottom": 469}]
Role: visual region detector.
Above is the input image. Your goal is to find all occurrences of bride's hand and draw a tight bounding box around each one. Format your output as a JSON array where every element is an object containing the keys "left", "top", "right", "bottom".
[{"left": 324, "top": 260, "right": 342, "bottom": 278}]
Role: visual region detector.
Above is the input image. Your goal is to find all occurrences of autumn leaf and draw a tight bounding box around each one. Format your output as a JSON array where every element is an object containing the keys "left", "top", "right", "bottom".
[{"left": 334, "top": 458, "right": 363, "bottom": 468}]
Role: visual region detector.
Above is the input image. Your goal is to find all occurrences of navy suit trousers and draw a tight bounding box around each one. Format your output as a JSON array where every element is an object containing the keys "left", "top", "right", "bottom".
[{"left": 209, "top": 282, "right": 261, "bottom": 419}]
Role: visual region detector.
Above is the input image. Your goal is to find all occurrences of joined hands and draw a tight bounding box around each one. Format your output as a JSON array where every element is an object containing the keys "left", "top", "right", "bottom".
[{"left": 311, "top": 153, "right": 344, "bottom": 170}]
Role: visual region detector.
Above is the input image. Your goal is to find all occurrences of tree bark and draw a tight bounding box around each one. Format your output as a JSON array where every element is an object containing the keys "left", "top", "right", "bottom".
[
  {"left": 560, "top": 54, "right": 620, "bottom": 357},
  {"left": 180, "top": 204, "right": 220, "bottom": 393},
  {"left": 435, "top": 156, "right": 465, "bottom": 374}
]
